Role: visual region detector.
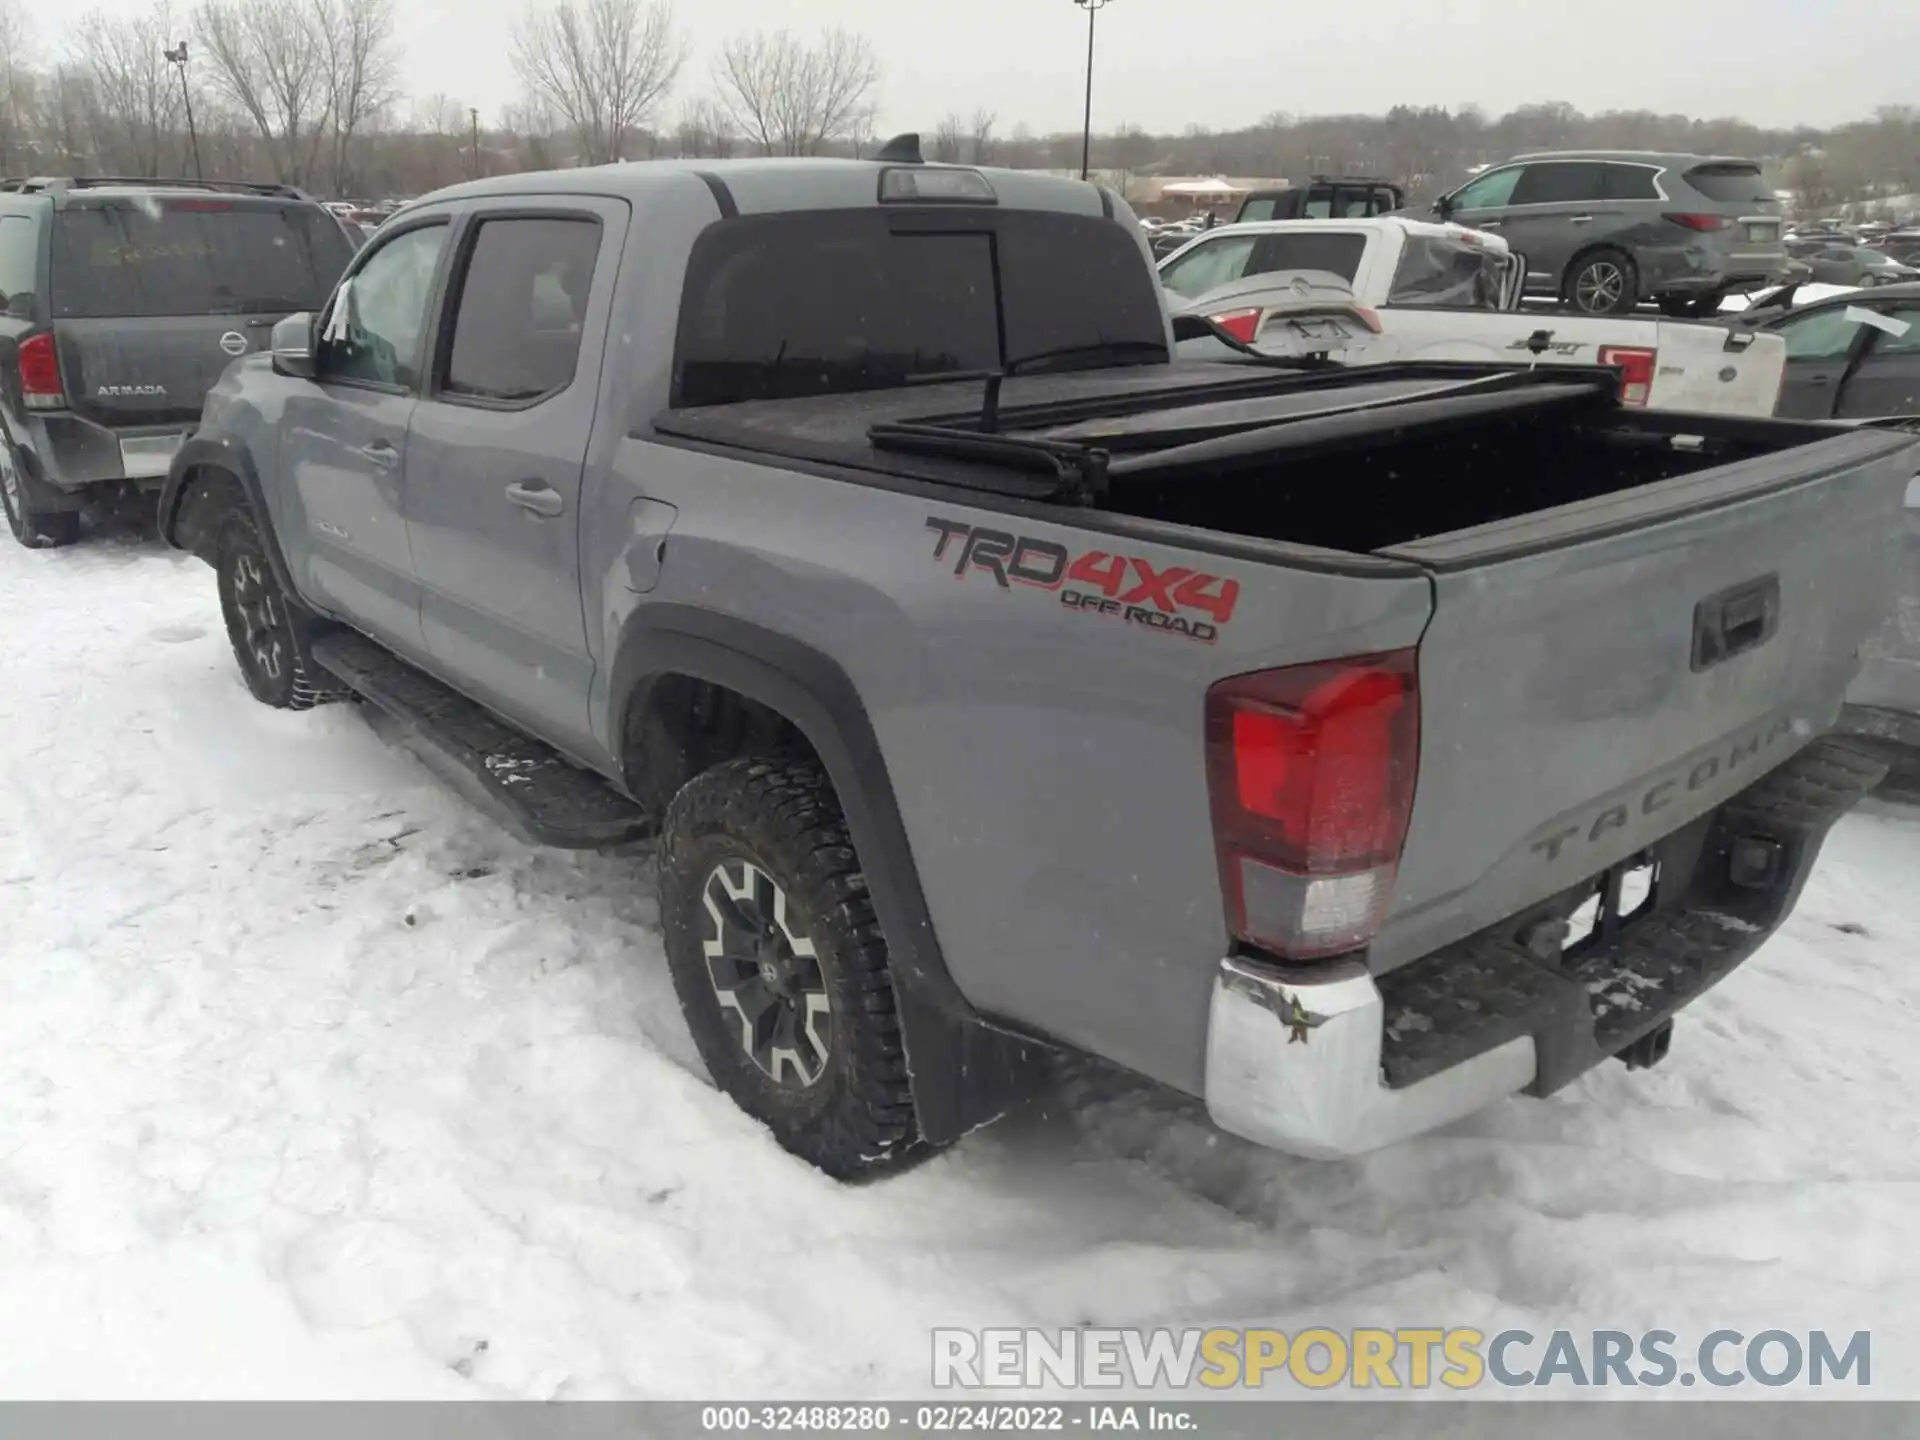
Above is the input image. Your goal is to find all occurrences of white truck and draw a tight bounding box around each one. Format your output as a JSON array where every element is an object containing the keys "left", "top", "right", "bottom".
[{"left": 1163, "top": 216, "right": 1788, "bottom": 416}]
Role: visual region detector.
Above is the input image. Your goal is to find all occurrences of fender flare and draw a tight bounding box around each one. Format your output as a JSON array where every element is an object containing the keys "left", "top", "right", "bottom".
[
  {"left": 609, "top": 605, "right": 1045, "bottom": 1144},
  {"left": 158, "top": 435, "right": 300, "bottom": 598}
]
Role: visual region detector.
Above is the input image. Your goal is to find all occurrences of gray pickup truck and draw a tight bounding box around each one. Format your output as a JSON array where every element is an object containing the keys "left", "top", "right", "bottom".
[{"left": 157, "top": 142, "right": 1919, "bottom": 1180}]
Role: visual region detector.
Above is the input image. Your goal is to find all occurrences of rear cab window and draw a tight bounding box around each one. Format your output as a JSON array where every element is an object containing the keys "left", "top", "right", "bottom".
[
  {"left": 673, "top": 208, "right": 1166, "bottom": 407},
  {"left": 1248, "top": 232, "right": 1368, "bottom": 284},
  {"left": 49, "top": 197, "right": 354, "bottom": 318},
  {"left": 1160, "top": 234, "right": 1262, "bottom": 299}
]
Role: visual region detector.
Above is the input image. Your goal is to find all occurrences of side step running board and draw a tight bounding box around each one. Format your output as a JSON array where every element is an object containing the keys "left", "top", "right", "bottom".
[{"left": 311, "top": 630, "right": 650, "bottom": 850}]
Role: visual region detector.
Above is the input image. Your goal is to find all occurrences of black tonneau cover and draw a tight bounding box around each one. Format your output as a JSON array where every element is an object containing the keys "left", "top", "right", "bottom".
[{"left": 649, "top": 360, "right": 1618, "bottom": 502}]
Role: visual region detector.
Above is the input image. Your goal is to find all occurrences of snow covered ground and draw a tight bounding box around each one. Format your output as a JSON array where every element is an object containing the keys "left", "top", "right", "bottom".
[{"left": 3, "top": 521, "right": 1919, "bottom": 1400}]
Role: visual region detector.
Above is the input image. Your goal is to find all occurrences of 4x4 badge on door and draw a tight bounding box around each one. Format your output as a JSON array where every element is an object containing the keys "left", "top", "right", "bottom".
[{"left": 219, "top": 331, "right": 247, "bottom": 356}]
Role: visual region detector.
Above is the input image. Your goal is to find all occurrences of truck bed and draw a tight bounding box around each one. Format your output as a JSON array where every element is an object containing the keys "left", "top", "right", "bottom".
[
  {"left": 653, "top": 356, "right": 1919, "bottom": 1017},
  {"left": 652, "top": 361, "right": 1863, "bottom": 560}
]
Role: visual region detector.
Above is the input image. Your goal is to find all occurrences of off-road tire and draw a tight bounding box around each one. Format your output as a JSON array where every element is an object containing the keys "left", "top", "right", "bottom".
[
  {"left": 1565, "top": 248, "right": 1640, "bottom": 315},
  {"left": 0, "top": 441, "right": 79, "bottom": 550},
  {"left": 659, "top": 756, "right": 923, "bottom": 1179},
  {"left": 215, "top": 507, "right": 341, "bottom": 711}
]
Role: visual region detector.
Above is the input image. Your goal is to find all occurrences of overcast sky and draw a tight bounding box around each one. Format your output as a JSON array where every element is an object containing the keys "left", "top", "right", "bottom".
[{"left": 67, "top": 0, "right": 1920, "bottom": 135}]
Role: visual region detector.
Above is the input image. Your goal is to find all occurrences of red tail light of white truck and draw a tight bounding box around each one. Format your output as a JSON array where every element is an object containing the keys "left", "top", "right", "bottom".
[
  {"left": 1598, "top": 345, "right": 1656, "bottom": 407},
  {"left": 1204, "top": 650, "right": 1420, "bottom": 960}
]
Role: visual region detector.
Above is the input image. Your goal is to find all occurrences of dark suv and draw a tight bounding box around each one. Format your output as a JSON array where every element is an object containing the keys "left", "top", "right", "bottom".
[
  {"left": 1231, "top": 176, "right": 1405, "bottom": 225},
  {"left": 1433, "top": 151, "right": 1788, "bottom": 317},
  {"left": 0, "top": 177, "right": 354, "bottom": 547}
]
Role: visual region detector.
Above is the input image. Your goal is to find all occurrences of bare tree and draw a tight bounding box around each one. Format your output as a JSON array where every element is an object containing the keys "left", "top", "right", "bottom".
[
  {"left": 711, "top": 27, "right": 879, "bottom": 157},
  {"left": 968, "top": 108, "right": 996, "bottom": 165},
  {"left": 672, "top": 95, "right": 732, "bottom": 158},
  {"left": 194, "top": 0, "right": 332, "bottom": 184},
  {"left": 317, "top": 0, "right": 399, "bottom": 195},
  {"left": 511, "top": 0, "right": 685, "bottom": 166},
  {"left": 929, "top": 112, "right": 963, "bottom": 163},
  {"left": 499, "top": 93, "right": 566, "bottom": 169},
  {"left": 0, "top": 0, "right": 28, "bottom": 173},
  {"left": 71, "top": 6, "right": 187, "bottom": 177}
]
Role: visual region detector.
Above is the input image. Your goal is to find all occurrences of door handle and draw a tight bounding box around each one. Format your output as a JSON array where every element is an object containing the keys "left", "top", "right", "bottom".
[
  {"left": 358, "top": 439, "right": 399, "bottom": 469},
  {"left": 1692, "top": 575, "right": 1780, "bottom": 672},
  {"left": 1477, "top": 221, "right": 1502, "bottom": 229},
  {"left": 505, "top": 479, "right": 565, "bottom": 517},
  {"left": 1569, "top": 215, "right": 1595, "bottom": 225}
]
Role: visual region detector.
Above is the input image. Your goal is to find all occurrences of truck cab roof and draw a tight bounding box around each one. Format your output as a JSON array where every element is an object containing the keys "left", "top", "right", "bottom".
[{"left": 406, "top": 156, "right": 1116, "bottom": 222}]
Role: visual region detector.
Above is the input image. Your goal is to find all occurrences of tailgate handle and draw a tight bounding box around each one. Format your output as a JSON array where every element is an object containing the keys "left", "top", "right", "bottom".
[{"left": 1692, "top": 575, "right": 1780, "bottom": 672}]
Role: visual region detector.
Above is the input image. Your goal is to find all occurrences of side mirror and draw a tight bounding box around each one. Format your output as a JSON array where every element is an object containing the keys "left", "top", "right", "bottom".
[
  {"left": 1432, "top": 196, "right": 1453, "bottom": 220},
  {"left": 270, "top": 312, "right": 316, "bottom": 379}
]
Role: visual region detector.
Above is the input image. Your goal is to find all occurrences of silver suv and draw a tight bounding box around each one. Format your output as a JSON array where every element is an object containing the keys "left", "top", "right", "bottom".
[{"left": 1432, "top": 151, "right": 1788, "bottom": 317}]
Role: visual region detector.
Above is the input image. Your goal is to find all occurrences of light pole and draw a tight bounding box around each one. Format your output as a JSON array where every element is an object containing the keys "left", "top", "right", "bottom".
[
  {"left": 1072, "top": 0, "right": 1109, "bottom": 183},
  {"left": 163, "top": 41, "right": 202, "bottom": 180},
  {"left": 469, "top": 107, "right": 481, "bottom": 178}
]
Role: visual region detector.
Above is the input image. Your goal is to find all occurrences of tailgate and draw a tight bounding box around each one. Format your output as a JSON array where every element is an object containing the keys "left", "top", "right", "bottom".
[
  {"left": 1644, "top": 321, "right": 1785, "bottom": 416},
  {"left": 1367, "top": 424, "right": 1918, "bottom": 973},
  {"left": 54, "top": 316, "right": 271, "bottom": 429}
]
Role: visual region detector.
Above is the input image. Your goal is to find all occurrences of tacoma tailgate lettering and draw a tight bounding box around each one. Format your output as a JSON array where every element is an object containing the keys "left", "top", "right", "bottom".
[{"left": 1530, "top": 714, "right": 1797, "bottom": 863}]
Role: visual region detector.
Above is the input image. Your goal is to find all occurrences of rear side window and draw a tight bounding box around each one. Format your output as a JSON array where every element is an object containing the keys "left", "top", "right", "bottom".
[
  {"left": 1601, "top": 165, "right": 1661, "bottom": 201},
  {"left": 0, "top": 214, "right": 35, "bottom": 307},
  {"left": 49, "top": 200, "right": 353, "bottom": 319},
  {"left": 1510, "top": 162, "right": 1607, "bottom": 205},
  {"left": 673, "top": 209, "right": 1167, "bottom": 407},
  {"left": 442, "top": 216, "right": 601, "bottom": 403},
  {"left": 1249, "top": 232, "right": 1368, "bottom": 284},
  {"left": 1684, "top": 164, "right": 1774, "bottom": 206},
  {"left": 1237, "top": 196, "right": 1279, "bottom": 223}
]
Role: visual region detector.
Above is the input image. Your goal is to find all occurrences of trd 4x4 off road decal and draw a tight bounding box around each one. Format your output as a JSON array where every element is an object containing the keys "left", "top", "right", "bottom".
[{"left": 925, "top": 517, "right": 1240, "bottom": 644}]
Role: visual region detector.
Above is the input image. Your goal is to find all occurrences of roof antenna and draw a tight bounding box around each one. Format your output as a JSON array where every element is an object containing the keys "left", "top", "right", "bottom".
[
  {"left": 873, "top": 132, "right": 924, "bottom": 164},
  {"left": 979, "top": 372, "right": 1003, "bottom": 433}
]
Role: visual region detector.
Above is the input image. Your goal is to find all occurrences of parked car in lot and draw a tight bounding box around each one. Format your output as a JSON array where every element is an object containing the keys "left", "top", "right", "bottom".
[
  {"left": 1721, "top": 288, "right": 1920, "bottom": 766},
  {"left": 1873, "top": 231, "right": 1920, "bottom": 265},
  {"left": 1231, "top": 176, "right": 1405, "bottom": 224},
  {"left": 1726, "top": 282, "right": 1920, "bottom": 420},
  {"left": 1159, "top": 216, "right": 1790, "bottom": 415},
  {"left": 158, "top": 145, "right": 1913, "bottom": 1180},
  {"left": 1433, "top": 150, "right": 1788, "bottom": 317},
  {"left": 0, "top": 176, "right": 355, "bottom": 548},
  {"left": 1784, "top": 238, "right": 1920, "bottom": 289}
]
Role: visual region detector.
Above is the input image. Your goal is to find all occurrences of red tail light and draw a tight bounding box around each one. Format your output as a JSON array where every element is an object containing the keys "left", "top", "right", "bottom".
[
  {"left": 1598, "top": 345, "right": 1656, "bottom": 407},
  {"left": 1208, "top": 308, "right": 1263, "bottom": 344},
  {"left": 1663, "top": 213, "right": 1733, "bottom": 232},
  {"left": 1204, "top": 650, "right": 1420, "bottom": 959},
  {"left": 17, "top": 332, "right": 65, "bottom": 410}
]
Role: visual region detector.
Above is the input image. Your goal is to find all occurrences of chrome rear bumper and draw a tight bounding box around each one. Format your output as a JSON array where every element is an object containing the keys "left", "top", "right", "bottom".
[{"left": 1204, "top": 955, "right": 1535, "bottom": 1160}]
